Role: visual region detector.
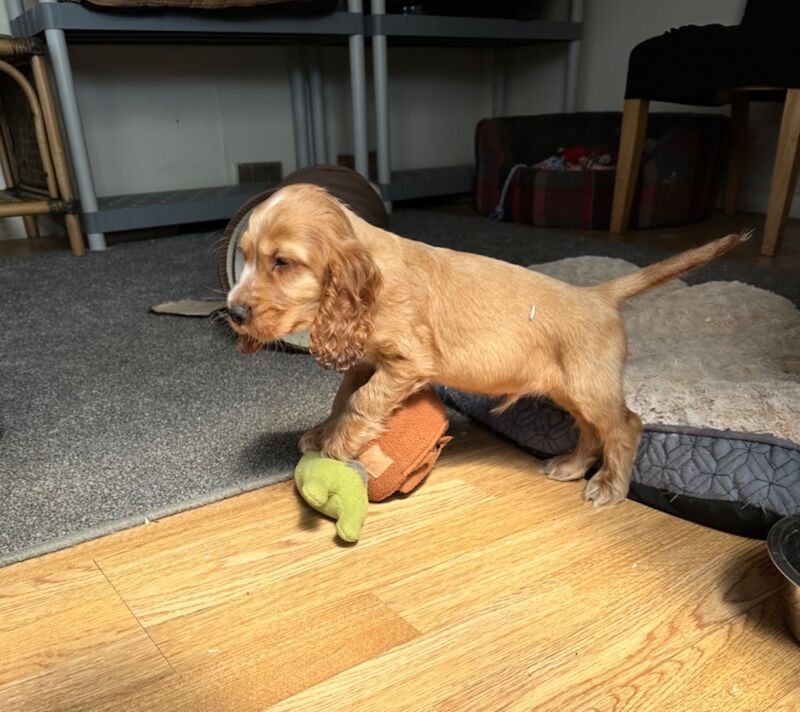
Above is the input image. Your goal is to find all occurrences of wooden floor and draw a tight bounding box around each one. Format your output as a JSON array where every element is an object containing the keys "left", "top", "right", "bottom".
[{"left": 1, "top": 425, "right": 797, "bottom": 712}]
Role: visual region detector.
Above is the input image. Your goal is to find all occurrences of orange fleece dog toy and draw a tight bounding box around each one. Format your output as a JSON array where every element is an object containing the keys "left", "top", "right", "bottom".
[{"left": 359, "top": 387, "right": 452, "bottom": 501}]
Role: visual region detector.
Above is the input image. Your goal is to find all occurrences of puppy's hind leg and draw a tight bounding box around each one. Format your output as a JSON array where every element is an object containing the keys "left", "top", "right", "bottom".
[
  {"left": 555, "top": 310, "right": 641, "bottom": 505},
  {"left": 542, "top": 416, "right": 601, "bottom": 482},
  {"left": 583, "top": 405, "right": 643, "bottom": 506}
]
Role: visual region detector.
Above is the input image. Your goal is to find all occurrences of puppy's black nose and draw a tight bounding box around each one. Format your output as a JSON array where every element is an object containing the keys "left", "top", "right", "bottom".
[{"left": 228, "top": 304, "right": 251, "bottom": 325}]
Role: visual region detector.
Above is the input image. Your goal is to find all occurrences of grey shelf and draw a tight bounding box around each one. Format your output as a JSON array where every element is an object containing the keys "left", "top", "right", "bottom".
[
  {"left": 11, "top": 6, "right": 579, "bottom": 45},
  {"left": 85, "top": 182, "right": 277, "bottom": 233},
  {"left": 366, "top": 15, "right": 581, "bottom": 44},
  {"left": 85, "top": 167, "right": 474, "bottom": 232},
  {"left": 384, "top": 165, "right": 474, "bottom": 202},
  {"left": 11, "top": 4, "right": 362, "bottom": 43}
]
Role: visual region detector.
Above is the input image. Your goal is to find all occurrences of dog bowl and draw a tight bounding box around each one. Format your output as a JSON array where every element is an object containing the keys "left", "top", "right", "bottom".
[
  {"left": 217, "top": 165, "right": 388, "bottom": 350},
  {"left": 767, "top": 515, "right": 800, "bottom": 644}
]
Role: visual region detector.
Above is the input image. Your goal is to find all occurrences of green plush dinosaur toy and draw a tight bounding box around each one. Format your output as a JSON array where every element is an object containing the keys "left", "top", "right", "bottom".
[{"left": 294, "top": 451, "right": 369, "bottom": 543}]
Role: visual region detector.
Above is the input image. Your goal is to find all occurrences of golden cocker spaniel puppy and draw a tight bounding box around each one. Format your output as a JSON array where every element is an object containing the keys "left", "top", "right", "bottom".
[{"left": 227, "top": 184, "right": 745, "bottom": 505}]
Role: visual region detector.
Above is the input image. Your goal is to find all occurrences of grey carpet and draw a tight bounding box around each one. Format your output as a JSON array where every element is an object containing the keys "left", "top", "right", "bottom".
[
  {"left": 395, "top": 211, "right": 800, "bottom": 306},
  {"left": 0, "top": 231, "right": 341, "bottom": 565},
  {"left": 1, "top": 209, "right": 797, "bottom": 565}
]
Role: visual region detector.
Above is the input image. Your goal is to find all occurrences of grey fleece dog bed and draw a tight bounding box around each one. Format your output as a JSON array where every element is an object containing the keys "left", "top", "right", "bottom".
[{"left": 440, "top": 256, "right": 800, "bottom": 539}]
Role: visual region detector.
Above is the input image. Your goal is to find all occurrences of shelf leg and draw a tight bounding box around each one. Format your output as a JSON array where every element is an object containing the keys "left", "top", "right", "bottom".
[
  {"left": 371, "top": 0, "right": 391, "bottom": 209},
  {"left": 289, "top": 46, "right": 311, "bottom": 170},
  {"left": 308, "top": 46, "right": 328, "bottom": 165},
  {"left": 40, "top": 0, "right": 105, "bottom": 251},
  {"left": 347, "top": 0, "right": 369, "bottom": 179}
]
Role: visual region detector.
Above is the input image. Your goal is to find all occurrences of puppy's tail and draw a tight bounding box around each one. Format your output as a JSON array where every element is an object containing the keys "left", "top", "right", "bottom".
[{"left": 597, "top": 231, "right": 751, "bottom": 303}]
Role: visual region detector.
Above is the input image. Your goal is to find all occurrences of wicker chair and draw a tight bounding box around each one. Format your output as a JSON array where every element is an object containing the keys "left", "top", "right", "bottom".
[{"left": 0, "top": 36, "right": 83, "bottom": 255}]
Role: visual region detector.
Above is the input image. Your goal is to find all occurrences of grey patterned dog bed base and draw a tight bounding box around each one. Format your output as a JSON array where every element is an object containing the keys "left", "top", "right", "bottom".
[{"left": 439, "top": 387, "right": 800, "bottom": 538}]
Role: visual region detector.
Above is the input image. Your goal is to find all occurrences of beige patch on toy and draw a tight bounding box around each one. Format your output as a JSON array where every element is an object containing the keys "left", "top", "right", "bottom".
[{"left": 359, "top": 445, "right": 394, "bottom": 479}]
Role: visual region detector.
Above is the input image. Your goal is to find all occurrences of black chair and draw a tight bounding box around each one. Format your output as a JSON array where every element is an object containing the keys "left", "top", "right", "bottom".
[{"left": 610, "top": 0, "right": 800, "bottom": 256}]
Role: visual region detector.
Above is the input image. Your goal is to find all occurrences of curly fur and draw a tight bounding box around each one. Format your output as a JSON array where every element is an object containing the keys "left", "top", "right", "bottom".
[{"left": 309, "top": 239, "right": 381, "bottom": 372}]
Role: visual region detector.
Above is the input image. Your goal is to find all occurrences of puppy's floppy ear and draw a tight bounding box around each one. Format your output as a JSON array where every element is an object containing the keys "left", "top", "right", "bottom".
[{"left": 309, "top": 238, "right": 381, "bottom": 372}]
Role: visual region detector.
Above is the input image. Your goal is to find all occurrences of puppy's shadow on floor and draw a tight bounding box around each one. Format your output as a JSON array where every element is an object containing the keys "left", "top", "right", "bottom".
[{"left": 236, "top": 429, "right": 305, "bottom": 476}]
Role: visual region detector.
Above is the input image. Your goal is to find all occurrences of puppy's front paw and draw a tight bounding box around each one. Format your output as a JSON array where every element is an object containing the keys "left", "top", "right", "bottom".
[
  {"left": 319, "top": 433, "right": 356, "bottom": 463},
  {"left": 299, "top": 428, "right": 323, "bottom": 453},
  {"left": 582, "top": 470, "right": 629, "bottom": 507},
  {"left": 320, "top": 441, "right": 354, "bottom": 463}
]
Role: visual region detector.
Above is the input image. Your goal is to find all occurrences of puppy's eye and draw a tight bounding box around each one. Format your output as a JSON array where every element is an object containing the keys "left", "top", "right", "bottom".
[{"left": 273, "top": 256, "right": 289, "bottom": 271}]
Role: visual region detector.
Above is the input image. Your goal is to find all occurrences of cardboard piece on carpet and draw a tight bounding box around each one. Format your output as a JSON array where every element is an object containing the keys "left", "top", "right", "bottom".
[{"left": 150, "top": 299, "right": 226, "bottom": 317}]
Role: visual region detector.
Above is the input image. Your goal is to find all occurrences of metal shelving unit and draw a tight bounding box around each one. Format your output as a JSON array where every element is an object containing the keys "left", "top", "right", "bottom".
[
  {"left": 4, "top": 0, "right": 583, "bottom": 248},
  {"left": 5, "top": 0, "right": 370, "bottom": 249},
  {"left": 366, "top": 1, "right": 584, "bottom": 205}
]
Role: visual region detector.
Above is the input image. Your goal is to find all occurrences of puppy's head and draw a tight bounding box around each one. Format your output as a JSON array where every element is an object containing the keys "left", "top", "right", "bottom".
[{"left": 226, "top": 184, "right": 381, "bottom": 371}]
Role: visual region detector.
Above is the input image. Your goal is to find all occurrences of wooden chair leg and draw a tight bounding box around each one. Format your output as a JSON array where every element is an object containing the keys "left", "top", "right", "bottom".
[
  {"left": 724, "top": 95, "right": 749, "bottom": 215},
  {"left": 31, "top": 54, "right": 86, "bottom": 256},
  {"left": 64, "top": 213, "right": 83, "bottom": 253},
  {"left": 0, "top": 112, "right": 17, "bottom": 190},
  {"left": 762, "top": 88, "right": 800, "bottom": 256},
  {"left": 22, "top": 214, "right": 39, "bottom": 239},
  {"left": 610, "top": 99, "right": 649, "bottom": 234}
]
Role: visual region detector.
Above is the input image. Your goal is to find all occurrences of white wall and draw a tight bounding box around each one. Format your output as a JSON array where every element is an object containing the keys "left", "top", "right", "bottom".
[
  {"left": 70, "top": 43, "right": 298, "bottom": 195},
  {"left": 68, "top": 43, "right": 492, "bottom": 196},
  {"left": 0, "top": 0, "right": 794, "bottom": 239}
]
